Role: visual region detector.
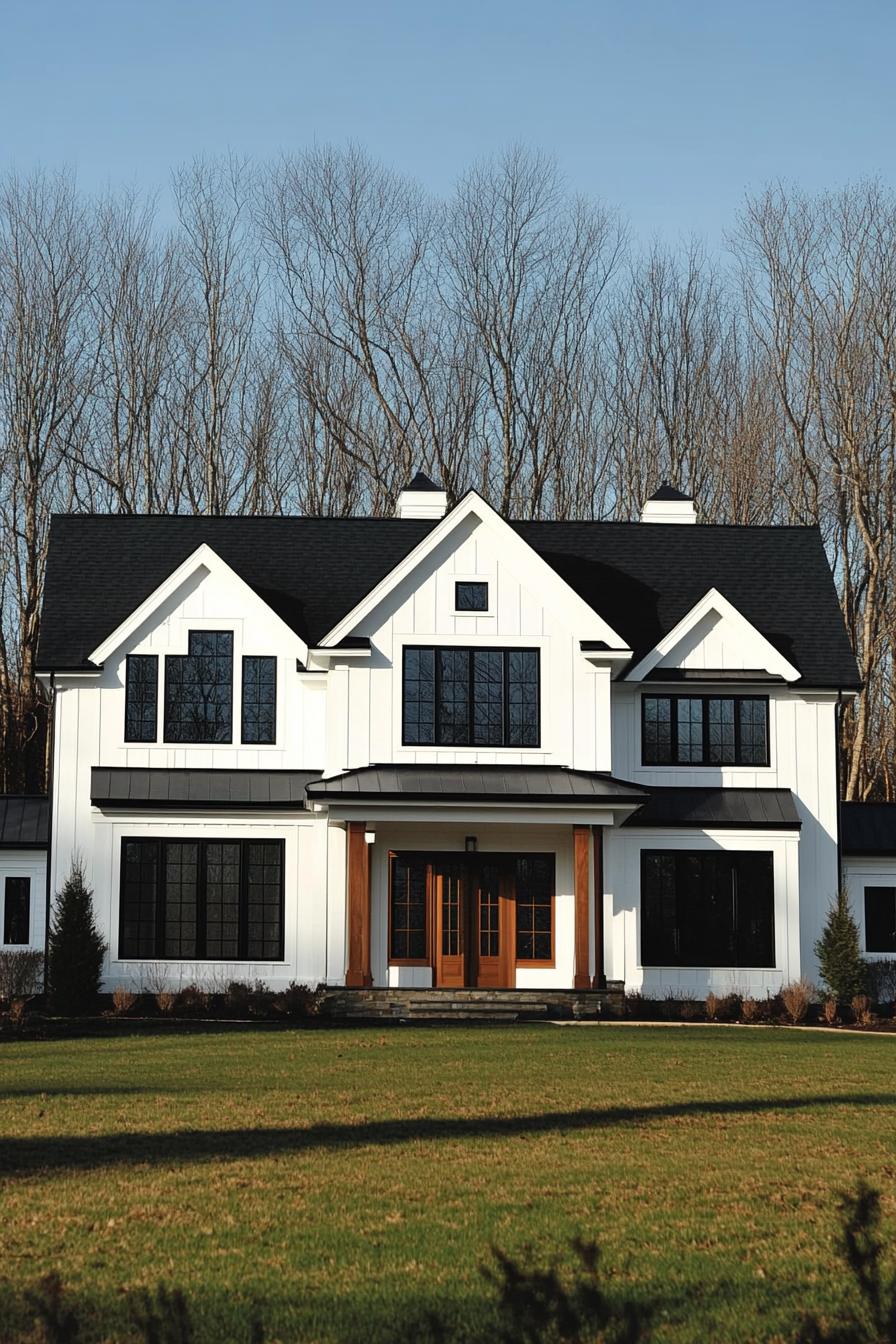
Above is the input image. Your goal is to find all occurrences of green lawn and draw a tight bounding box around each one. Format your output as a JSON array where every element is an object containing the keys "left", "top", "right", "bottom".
[{"left": 1, "top": 1023, "right": 895, "bottom": 1342}]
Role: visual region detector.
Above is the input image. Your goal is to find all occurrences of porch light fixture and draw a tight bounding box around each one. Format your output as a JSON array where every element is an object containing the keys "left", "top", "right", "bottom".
[
  {"left": 465, "top": 835, "right": 477, "bottom": 852},
  {"left": 364, "top": 830, "right": 376, "bottom": 845}
]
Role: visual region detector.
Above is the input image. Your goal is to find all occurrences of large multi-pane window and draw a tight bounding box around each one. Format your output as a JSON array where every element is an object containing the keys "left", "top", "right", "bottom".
[
  {"left": 402, "top": 647, "right": 540, "bottom": 747},
  {"left": 641, "top": 850, "right": 775, "bottom": 967},
  {"left": 119, "top": 837, "right": 284, "bottom": 960},
  {"left": 865, "top": 887, "right": 896, "bottom": 954},
  {"left": 164, "top": 631, "right": 234, "bottom": 743},
  {"left": 3, "top": 877, "right": 30, "bottom": 945},
  {"left": 241, "top": 656, "right": 277, "bottom": 744},
  {"left": 124, "top": 654, "right": 159, "bottom": 742},
  {"left": 642, "top": 695, "right": 769, "bottom": 766}
]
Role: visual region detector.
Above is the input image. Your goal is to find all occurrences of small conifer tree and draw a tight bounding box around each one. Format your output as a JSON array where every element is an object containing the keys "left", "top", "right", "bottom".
[
  {"left": 814, "top": 889, "right": 867, "bottom": 1005},
  {"left": 47, "top": 861, "right": 107, "bottom": 1014}
]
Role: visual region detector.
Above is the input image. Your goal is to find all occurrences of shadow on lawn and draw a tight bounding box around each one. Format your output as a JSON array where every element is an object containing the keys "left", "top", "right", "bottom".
[
  {"left": 6, "top": 1182, "right": 896, "bottom": 1343},
  {"left": 2, "top": 1091, "right": 894, "bottom": 1178}
]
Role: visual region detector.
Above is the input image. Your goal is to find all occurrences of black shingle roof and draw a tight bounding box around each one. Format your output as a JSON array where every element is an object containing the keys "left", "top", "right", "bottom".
[
  {"left": 841, "top": 802, "right": 896, "bottom": 855},
  {"left": 0, "top": 795, "right": 49, "bottom": 848},
  {"left": 37, "top": 507, "right": 860, "bottom": 688}
]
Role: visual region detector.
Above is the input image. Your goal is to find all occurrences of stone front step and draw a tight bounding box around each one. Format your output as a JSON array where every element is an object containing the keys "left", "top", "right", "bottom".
[{"left": 323, "top": 985, "right": 624, "bottom": 1023}]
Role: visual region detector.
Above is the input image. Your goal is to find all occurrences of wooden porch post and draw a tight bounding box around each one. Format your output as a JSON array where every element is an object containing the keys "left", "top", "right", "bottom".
[
  {"left": 573, "top": 825, "right": 591, "bottom": 990},
  {"left": 345, "top": 822, "right": 372, "bottom": 987},
  {"left": 591, "top": 825, "right": 606, "bottom": 990}
]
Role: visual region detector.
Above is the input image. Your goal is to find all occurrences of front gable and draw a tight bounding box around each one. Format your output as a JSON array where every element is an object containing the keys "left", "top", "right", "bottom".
[
  {"left": 89, "top": 544, "right": 309, "bottom": 668},
  {"left": 625, "top": 588, "right": 801, "bottom": 683},
  {"left": 320, "top": 492, "right": 630, "bottom": 652}
]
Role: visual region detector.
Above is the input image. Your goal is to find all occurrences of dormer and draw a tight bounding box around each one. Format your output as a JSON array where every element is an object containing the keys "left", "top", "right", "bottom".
[
  {"left": 395, "top": 470, "right": 449, "bottom": 520},
  {"left": 640, "top": 482, "right": 697, "bottom": 525}
]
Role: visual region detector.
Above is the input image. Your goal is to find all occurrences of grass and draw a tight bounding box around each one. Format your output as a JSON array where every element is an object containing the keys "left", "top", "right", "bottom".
[{"left": 1, "top": 1023, "right": 895, "bottom": 1342}]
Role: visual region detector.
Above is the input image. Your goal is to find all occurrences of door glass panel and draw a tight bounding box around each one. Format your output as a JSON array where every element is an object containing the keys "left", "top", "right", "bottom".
[
  {"left": 441, "top": 869, "right": 462, "bottom": 956},
  {"left": 478, "top": 864, "right": 500, "bottom": 958}
]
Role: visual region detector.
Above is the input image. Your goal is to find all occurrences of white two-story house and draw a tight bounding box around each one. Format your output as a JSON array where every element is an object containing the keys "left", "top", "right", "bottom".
[{"left": 32, "top": 475, "right": 871, "bottom": 1001}]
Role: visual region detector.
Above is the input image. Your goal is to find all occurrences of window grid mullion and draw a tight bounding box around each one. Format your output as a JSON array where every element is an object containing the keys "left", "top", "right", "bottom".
[
  {"left": 466, "top": 648, "right": 473, "bottom": 747},
  {"left": 196, "top": 841, "right": 207, "bottom": 959},
  {"left": 238, "top": 842, "right": 249, "bottom": 960},
  {"left": 154, "top": 840, "right": 165, "bottom": 958},
  {"left": 702, "top": 697, "right": 710, "bottom": 765}
]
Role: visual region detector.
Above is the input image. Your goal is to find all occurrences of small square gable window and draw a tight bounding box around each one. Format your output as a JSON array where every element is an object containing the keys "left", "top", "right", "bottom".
[{"left": 455, "top": 581, "right": 488, "bottom": 612}]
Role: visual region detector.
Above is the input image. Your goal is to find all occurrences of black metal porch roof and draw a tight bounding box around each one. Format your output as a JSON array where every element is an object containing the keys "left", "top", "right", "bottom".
[{"left": 306, "top": 765, "right": 648, "bottom": 805}]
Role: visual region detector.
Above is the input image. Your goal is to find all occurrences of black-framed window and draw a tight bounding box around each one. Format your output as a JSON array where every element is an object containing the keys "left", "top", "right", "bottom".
[
  {"left": 515, "top": 855, "right": 554, "bottom": 962},
  {"left": 242, "top": 656, "right": 277, "bottom": 744},
  {"left": 119, "top": 837, "right": 284, "bottom": 961},
  {"left": 402, "top": 646, "right": 540, "bottom": 747},
  {"left": 641, "top": 849, "right": 774, "bottom": 967},
  {"left": 865, "top": 887, "right": 896, "bottom": 954},
  {"left": 164, "top": 631, "right": 233, "bottom": 743},
  {"left": 3, "top": 877, "right": 30, "bottom": 945},
  {"left": 390, "top": 855, "right": 428, "bottom": 961},
  {"left": 125, "top": 654, "right": 158, "bottom": 742},
  {"left": 455, "top": 581, "right": 488, "bottom": 612},
  {"left": 641, "top": 695, "right": 769, "bottom": 766}
]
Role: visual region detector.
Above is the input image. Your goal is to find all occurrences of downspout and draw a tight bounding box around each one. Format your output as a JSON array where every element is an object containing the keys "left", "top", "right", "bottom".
[
  {"left": 42, "top": 672, "right": 56, "bottom": 998},
  {"left": 835, "top": 689, "right": 844, "bottom": 895}
]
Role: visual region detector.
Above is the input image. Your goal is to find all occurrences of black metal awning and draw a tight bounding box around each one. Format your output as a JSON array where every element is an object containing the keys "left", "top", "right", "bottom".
[
  {"left": 0, "top": 795, "right": 49, "bottom": 848},
  {"left": 622, "top": 787, "right": 802, "bottom": 830},
  {"left": 91, "top": 768, "right": 321, "bottom": 809}
]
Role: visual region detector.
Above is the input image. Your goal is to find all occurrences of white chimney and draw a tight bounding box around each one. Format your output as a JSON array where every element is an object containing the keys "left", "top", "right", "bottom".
[
  {"left": 395, "top": 470, "right": 449, "bottom": 520},
  {"left": 640, "top": 482, "right": 697, "bottom": 524}
]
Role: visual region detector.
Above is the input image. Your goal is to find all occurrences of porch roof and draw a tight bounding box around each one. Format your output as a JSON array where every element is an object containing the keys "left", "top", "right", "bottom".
[
  {"left": 622, "top": 786, "right": 802, "bottom": 830},
  {"left": 306, "top": 765, "right": 648, "bottom": 806}
]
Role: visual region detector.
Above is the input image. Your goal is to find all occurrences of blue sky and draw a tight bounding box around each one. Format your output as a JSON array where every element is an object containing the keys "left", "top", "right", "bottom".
[{"left": 1, "top": 0, "right": 893, "bottom": 243}]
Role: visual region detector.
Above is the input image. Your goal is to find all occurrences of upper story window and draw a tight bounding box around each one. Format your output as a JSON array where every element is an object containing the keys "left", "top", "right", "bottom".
[
  {"left": 125, "top": 654, "right": 159, "bottom": 743},
  {"left": 642, "top": 694, "right": 769, "bottom": 767},
  {"left": 455, "top": 581, "right": 488, "bottom": 612},
  {"left": 241, "top": 656, "right": 277, "bottom": 745},
  {"left": 403, "top": 646, "right": 540, "bottom": 747},
  {"left": 164, "top": 631, "right": 234, "bottom": 744},
  {"left": 125, "top": 632, "right": 277, "bottom": 746}
]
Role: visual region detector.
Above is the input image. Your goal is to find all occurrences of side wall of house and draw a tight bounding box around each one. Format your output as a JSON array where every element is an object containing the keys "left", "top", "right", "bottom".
[
  {"left": 0, "top": 849, "right": 47, "bottom": 956},
  {"left": 843, "top": 856, "right": 896, "bottom": 961}
]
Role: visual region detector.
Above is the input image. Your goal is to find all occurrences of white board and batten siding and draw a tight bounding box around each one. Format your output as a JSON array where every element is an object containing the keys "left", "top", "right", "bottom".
[
  {"left": 0, "top": 850, "right": 47, "bottom": 955},
  {"left": 843, "top": 856, "right": 896, "bottom": 961},
  {"left": 330, "top": 515, "right": 612, "bottom": 775}
]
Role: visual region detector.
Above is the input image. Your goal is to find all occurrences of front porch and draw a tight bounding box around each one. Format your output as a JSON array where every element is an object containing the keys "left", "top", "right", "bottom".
[{"left": 305, "top": 764, "right": 649, "bottom": 994}]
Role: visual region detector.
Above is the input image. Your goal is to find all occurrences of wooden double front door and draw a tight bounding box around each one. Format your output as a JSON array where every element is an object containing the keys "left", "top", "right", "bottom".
[{"left": 434, "top": 858, "right": 516, "bottom": 988}]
